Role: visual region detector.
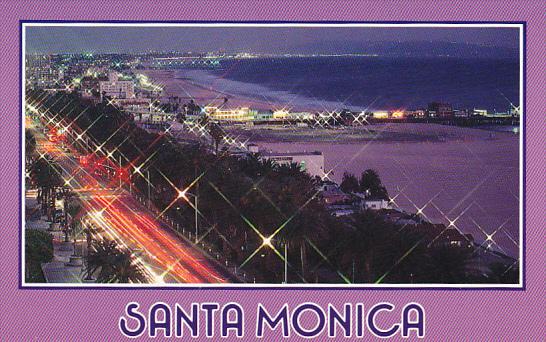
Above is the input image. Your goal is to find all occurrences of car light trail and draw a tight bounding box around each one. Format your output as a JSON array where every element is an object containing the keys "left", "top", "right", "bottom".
[{"left": 30, "top": 117, "right": 230, "bottom": 284}]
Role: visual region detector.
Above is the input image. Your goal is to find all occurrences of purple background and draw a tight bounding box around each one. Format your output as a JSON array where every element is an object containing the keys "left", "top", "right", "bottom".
[{"left": 1, "top": 1, "right": 544, "bottom": 340}]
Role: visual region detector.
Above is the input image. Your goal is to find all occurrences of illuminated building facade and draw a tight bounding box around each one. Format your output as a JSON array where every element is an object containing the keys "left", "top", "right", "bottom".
[
  {"left": 26, "top": 54, "right": 63, "bottom": 88},
  {"left": 99, "top": 72, "right": 134, "bottom": 99},
  {"left": 204, "top": 106, "right": 257, "bottom": 121}
]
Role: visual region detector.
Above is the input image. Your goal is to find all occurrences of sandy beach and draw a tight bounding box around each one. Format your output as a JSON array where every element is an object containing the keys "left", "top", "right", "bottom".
[
  {"left": 141, "top": 69, "right": 344, "bottom": 112},
  {"left": 141, "top": 69, "right": 304, "bottom": 111}
]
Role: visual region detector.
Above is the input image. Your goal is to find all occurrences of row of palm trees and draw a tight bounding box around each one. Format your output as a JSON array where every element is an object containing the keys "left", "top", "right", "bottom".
[
  {"left": 340, "top": 169, "right": 389, "bottom": 200},
  {"left": 25, "top": 115, "right": 149, "bottom": 284},
  {"left": 29, "top": 154, "right": 64, "bottom": 223},
  {"left": 86, "top": 238, "right": 148, "bottom": 283}
]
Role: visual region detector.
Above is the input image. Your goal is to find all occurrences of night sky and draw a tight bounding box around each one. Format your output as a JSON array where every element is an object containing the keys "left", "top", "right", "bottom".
[{"left": 26, "top": 25, "right": 519, "bottom": 54}]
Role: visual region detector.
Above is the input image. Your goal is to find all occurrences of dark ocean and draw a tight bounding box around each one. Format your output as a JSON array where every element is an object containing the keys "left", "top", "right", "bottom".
[{"left": 205, "top": 57, "right": 519, "bottom": 112}]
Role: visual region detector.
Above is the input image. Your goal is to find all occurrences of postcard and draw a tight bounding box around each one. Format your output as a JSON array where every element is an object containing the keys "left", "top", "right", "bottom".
[{"left": 1, "top": 1, "right": 543, "bottom": 340}]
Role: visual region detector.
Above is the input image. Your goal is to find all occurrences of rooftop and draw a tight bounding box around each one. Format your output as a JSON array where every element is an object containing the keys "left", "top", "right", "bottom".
[{"left": 261, "top": 151, "right": 323, "bottom": 157}]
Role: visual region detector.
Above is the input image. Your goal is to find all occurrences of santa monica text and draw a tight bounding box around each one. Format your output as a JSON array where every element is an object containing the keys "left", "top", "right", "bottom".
[{"left": 119, "top": 301, "right": 425, "bottom": 339}]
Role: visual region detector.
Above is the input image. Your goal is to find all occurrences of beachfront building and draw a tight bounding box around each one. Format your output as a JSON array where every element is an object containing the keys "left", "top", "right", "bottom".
[
  {"left": 428, "top": 102, "right": 453, "bottom": 118},
  {"left": 351, "top": 192, "right": 392, "bottom": 211},
  {"left": 372, "top": 111, "right": 389, "bottom": 119},
  {"left": 473, "top": 108, "right": 488, "bottom": 116},
  {"left": 271, "top": 110, "right": 314, "bottom": 121},
  {"left": 407, "top": 109, "right": 427, "bottom": 118},
  {"left": 136, "top": 112, "right": 176, "bottom": 123},
  {"left": 261, "top": 151, "right": 325, "bottom": 178},
  {"left": 319, "top": 183, "right": 352, "bottom": 205},
  {"left": 99, "top": 72, "right": 134, "bottom": 100},
  {"left": 290, "top": 112, "right": 314, "bottom": 120},
  {"left": 255, "top": 112, "right": 274, "bottom": 121},
  {"left": 391, "top": 110, "right": 405, "bottom": 119},
  {"left": 273, "top": 109, "right": 289, "bottom": 120},
  {"left": 453, "top": 109, "right": 470, "bottom": 117},
  {"left": 204, "top": 106, "right": 257, "bottom": 121}
]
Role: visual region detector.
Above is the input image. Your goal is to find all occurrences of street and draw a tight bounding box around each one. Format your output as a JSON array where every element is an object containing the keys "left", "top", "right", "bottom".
[{"left": 29, "top": 116, "right": 235, "bottom": 284}]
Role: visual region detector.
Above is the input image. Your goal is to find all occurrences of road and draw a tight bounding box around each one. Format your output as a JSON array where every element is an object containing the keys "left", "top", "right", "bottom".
[{"left": 29, "top": 117, "right": 235, "bottom": 284}]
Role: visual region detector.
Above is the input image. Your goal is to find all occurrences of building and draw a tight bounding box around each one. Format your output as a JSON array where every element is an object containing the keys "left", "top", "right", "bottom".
[
  {"left": 204, "top": 106, "right": 257, "bottom": 121},
  {"left": 255, "top": 112, "right": 273, "bottom": 121},
  {"left": 289, "top": 112, "right": 314, "bottom": 121},
  {"left": 352, "top": 192, "right": 392, "bottom": 211},
  {"left": 453, "top": 109, "right": 470, "bottom": 117},
  {"left": 99, "top": 72, "right": 134, "bottom": 100},
  {"left": 117, "top": 98, "right": 177, "bottom": 123},
  {"left": 319, "top": 182, "right": 352, "bottom": 205},
  {"left": 272, "top": 109, "right": 289, "bottom": 120},
  {"left": 361, "top": 198, "right": 392, "bottom": 211},
  {"left": 372, "top": 111, "right": 389, "bottom": 119},
  {"left": 473, "top": 108, "right": 488, "bottom": 116},
  {"left": 327, "top": 204, "right": 356, "bottom": 217},
  {"left": 79, "top": 75, "right": 108, "bottom": 98},
  {"left": 407, "top": 109, "right": 427, "bottom": 118},
  {"left": 428, "top": 102, "right": 453, "bottom": 118},
  {"left": 26, "top": 54, "right": 63, "bottom": 88},
  {"left": 261, "top": 151, "right": 325, "bottom": 178},
  {"left": 391, "top": 110, "right": 405, "bottom": 119},
  {"left": 407, "top": 224, "right": 474, "bottom": 248}
]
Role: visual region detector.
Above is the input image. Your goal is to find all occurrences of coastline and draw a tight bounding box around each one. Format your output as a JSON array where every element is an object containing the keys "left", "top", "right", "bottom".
[{"left": 140, "top": 69, "right": 346, "bottom": 112}]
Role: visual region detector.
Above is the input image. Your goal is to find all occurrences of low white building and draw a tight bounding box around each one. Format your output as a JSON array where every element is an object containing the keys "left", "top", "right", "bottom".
[
  {"left": 362, "top": 199, "right": 391, "bottom": 210},
  {"left": 372, "top": 111, "right": 389, "bottom": 119},
  {"left": 205, "top": 106, "right": 257, "bottom": 121},
  {"left": 261, "top": 151, "right": 325, "bottom": 178},
  {"left": 353, "top": 192, "right": 392, "bottom": 211},
  {"left": 99, "top": 72, "right": 134, "bottom": 99}
]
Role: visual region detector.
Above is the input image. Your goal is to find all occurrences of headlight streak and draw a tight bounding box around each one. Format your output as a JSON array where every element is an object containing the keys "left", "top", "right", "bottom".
[{"left": 28, "top": 99, "right": 228, "bottom": 284}]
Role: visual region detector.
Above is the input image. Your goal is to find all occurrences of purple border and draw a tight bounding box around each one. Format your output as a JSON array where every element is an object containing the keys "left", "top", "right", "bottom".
[
  {"left": 18, "top": 20, "right": 527, "bottom": 291},
  {"left": 3, "top": 2, "right": 544, "bottom": 340}
]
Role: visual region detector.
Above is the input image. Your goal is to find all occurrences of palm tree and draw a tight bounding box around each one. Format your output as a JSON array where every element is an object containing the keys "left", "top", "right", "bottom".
[
  {"left": 275, "top": 162, "right": 304, "bottom": 180},
  {"left": 275, "top": 180, "right": 326, "bottom": 282},
  {"left": 340, "top": 172, "right": 359, "bottom": 193},
  {"left": 239, "top": 154, "right": 277, "bottom": 179},
  {"left": 30, "top": 155, "right": 64, "bottom": 221},
  {"left": 359, "top": 169, "right": 389, "bottom": 200},
  {"left": 25, "top": 129, "right": 37, "bottom": 164},
  {"left": 86, "top": 238, "right": 147, "bottom": 283},
  {"left": 332, "top": 211, "right": 432, "bottom": 284},
  {"left": 64, "top": 193, "right": 82, "bottom": 243},
  {"left": 336, "top": 211, "right": 392, "bottom": 283},
  {"left": 208, "top": 122, "right": 224, "bottom": 155}
]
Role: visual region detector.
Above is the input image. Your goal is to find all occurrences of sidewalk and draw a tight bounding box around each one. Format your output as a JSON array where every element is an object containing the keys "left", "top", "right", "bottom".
[{"left": 25, "top": 191, "right": 90, "bottom": 284}]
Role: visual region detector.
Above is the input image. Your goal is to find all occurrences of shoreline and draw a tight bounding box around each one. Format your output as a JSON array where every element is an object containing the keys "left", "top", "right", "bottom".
[
  {"left": 140, "top": 69, "right": 520, "bottom": 130},
  {"left": 140, "top": 69, "right": 343, "bottom": 112},
  {"left": 224, "top": 122, "right": 518, "bottom": 144}
]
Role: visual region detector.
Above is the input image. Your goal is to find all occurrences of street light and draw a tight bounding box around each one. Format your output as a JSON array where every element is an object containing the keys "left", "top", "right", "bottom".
[
  {"left": 118, "top": 155, "right": 122, "bottom": 188},
  {"left": 178, "top": 190, "right": 199, "bottom": 243},
  {"left": 146, "top": 169, "right": 151, "bottom": 207}
]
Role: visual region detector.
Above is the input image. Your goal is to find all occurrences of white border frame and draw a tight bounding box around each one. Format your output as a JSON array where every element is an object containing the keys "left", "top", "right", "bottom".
[{"left": 21, "top": 22, "right": 524, "bottom": 288}]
